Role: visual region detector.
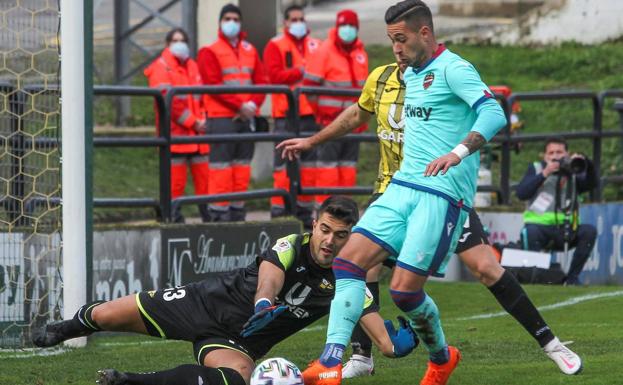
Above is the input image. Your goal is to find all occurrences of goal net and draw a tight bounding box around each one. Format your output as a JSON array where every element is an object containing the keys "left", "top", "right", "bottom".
[{"left": 0, "top": 0, "right": 62, "bottom": 348}]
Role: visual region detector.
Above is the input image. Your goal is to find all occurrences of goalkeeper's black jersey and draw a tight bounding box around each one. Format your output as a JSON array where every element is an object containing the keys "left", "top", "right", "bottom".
[{"left": 149, "top": 233, "right": 375, "bottom": 359}]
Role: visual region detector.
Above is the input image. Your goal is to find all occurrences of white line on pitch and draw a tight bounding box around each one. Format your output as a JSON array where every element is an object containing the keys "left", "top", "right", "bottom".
[
  {"left": 1, "top": 348, "right": 68, "bottom": 359},
  {"left": 457, "top": 290, "right": 623, "bottom": 321}
]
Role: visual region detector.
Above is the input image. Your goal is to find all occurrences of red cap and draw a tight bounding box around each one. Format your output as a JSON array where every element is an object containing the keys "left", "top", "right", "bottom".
[{"left": 336, "top": 9, "right": 359, "bottom": 28}]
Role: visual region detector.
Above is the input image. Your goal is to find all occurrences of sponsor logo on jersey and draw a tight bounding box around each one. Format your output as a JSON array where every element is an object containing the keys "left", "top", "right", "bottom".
[
  {"left": 319, "top": 278, "right": 334, "bottom": 290},
  {"left": 377, "top": 129, "right": 404, "bottom": 143},
  {"left": 423, "top": 71, "right": 435, "bottom": 89},
  {"left": 405, "top": 104, "right": 432, "bottom": 121},
  {"left": 148, "top": 290, "right": 156, "bottom": 298},
  {"left": 296, "top": 266, "right": 306, "bottom": 273},
  {"left": 272, "top": 239, "right": 292, "bottom": 253}
]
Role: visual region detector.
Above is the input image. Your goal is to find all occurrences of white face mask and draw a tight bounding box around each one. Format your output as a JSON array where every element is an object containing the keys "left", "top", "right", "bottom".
[
  {"left": 338, "top": 25, "right": 358, "bottom": 43},
  {"left": 288, "top": 21, "right": 307, "bottom": 39},
  {"left": 169, "top": 41, "right": 190, "bottom": 61},
  {"left": 221, "top": 20, "right": 241, "bottom": 38}
]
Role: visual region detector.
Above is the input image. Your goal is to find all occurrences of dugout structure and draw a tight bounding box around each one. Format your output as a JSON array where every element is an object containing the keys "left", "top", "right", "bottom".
[{"left": 0, "top": 0, "right": 93, "bottom": 349}]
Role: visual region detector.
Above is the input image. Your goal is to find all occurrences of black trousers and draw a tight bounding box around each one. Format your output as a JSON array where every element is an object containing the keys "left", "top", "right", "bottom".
[{"left": 523, "top": 223, "right": 597, "bottom": 280}]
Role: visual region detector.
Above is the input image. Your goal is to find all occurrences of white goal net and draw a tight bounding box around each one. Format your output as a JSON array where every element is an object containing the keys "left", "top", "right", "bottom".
[{"left": 0, "top": 0, "right": 62, "bottom": 348}]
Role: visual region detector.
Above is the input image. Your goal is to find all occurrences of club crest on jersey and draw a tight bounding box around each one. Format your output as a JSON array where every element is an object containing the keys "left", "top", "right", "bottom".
[
  {"left": 423, "top": 72, "right": 435, "bottom": 90},
  {"left": 272, "top": 239, "right": 291, "bottom": 253}
]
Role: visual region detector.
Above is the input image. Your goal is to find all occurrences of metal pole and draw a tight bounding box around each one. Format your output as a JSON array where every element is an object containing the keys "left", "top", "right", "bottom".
[
  {"left": 181, "top": 0, "right": 198, "bottom": 56},
  {"left": 114, "top": 0, "right": 131, "bottom": 126},
  {"left": 591, "top": 95, "right": 602, "bottom": 201},
  {"left": 60, "top": 0, "right": 87, "bottom": 348},
  {"left": 8, "top": 90, "right": 24, "bottom": 225},
  {"left": 500, "top": 96, "right": 512, "bottom": 204},
  {"left": 84, "top": 0, "right": 94, "bottom": 304}
]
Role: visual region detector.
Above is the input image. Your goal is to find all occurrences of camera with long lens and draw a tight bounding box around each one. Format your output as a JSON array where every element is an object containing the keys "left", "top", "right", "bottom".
[{"left": 555, "top": 156, "right": 587, "bottom": 174}]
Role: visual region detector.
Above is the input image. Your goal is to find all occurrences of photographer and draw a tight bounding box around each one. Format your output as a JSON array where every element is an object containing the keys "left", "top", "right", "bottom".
[{"left": 516, "top": 137, "right": 598, "bottom": 285}]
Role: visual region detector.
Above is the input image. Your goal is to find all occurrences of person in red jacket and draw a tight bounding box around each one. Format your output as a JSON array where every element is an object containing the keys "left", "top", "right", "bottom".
[
  {"left": 144, "top": 28, "right": 209, "bottom": 223},
  {"left": 303, "top": 9, "right": 369, "bottom": 204},
  {"left": 197, "top": 4, "right": 267, "bottom": 222},
  {"left": 263, "top": 4, "right": 322, "bottom": 228}
]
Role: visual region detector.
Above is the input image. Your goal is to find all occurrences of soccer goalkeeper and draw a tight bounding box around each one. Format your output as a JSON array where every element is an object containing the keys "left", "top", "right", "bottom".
[{"left": 33, "top": 196, "right": 418, "bottom": 385}]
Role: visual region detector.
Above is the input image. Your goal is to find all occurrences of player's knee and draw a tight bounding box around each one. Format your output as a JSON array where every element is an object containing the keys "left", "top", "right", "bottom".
[
  {"left": 473, "top": 255, "right": 503, "bottom": 285},
  {"left": 90, "top": 302, "right": 114, "bottom": 329}
]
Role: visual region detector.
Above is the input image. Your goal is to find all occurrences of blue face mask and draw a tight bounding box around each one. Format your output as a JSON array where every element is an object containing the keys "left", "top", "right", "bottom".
[
  {"left": 288, "top": 21, "right": 307, "bottom": 39},
  {"left": 169, "top": 41, "right": 190, "bottom": 61},
  {"left": 338, "top": 25, "right": 357, "bottom": 44},
  {"left": 221, "top": 20, "right": 241, "bottom": 38}
]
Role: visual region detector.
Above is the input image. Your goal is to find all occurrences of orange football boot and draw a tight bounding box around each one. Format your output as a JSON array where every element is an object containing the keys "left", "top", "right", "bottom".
[
  {"left": 302, "top": 359, "right": 342, "bottom": 385},
  {"left": 420, "top": 346, "right": 461, "bottom": 385}
]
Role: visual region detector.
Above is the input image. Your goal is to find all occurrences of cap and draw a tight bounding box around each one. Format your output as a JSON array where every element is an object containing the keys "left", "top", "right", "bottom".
[{"left": 336, "top": 9, "right": 359, "bottom": 28}]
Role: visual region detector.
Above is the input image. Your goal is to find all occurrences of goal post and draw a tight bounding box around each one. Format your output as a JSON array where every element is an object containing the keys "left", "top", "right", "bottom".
[
  {"left": 60, "top": 0, "right": 93, "bottom": 348},
  {"left": 0, "top": 0, "right": 93, "bottom": 349}
]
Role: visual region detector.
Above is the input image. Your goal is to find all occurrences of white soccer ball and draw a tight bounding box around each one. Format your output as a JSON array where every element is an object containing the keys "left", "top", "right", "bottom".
[{"left": 250, "top": 357, "right": 304, "bottom": 385}]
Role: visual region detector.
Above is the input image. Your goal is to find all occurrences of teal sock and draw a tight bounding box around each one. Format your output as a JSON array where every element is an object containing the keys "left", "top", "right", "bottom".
[
  {"left": 404, "top": 294, "right": 449, "bottom": 364},
  {"left": 325, "top": 277, "right": 366, "bottom": 346}
]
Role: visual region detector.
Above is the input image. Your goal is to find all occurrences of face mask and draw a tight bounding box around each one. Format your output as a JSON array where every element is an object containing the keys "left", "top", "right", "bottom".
[
  {"left": 338, "top": 25, "right": 358, "bottom": 44},
  {"left": 288, "top": 21, "right": 307, "bottom": 39},
  {"left": 169, "top": 41, "right": 190, "bottom": 61},
  {"left": 221, "top": 20, "right": 241, "bottom": 38}
]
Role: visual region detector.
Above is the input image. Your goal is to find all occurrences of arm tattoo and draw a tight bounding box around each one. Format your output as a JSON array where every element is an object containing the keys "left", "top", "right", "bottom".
[{"left": 461, "top": 132, "right": 486, "bottom": 154}]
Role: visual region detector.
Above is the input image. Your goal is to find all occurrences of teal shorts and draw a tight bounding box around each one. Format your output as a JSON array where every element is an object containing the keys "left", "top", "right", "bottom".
[{"left": 353, "top": 180, "right": 469, "bottom": 277}]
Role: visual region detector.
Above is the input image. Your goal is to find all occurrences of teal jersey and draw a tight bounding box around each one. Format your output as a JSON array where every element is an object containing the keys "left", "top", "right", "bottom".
[{"left": 394, "top": 45, "right": 498, "bottom": 207}]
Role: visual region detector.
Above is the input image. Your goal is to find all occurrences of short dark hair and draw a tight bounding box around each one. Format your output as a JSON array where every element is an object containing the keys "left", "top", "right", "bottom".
[
  {"left": 544, "top": 136, "right": 568, "bottom": 151},
  {"left": 317, "top": 196, "right": 359, "bottom": 226},
  {"left": 385, "top": 0, "right": 434, "bottom": 33},
  {"left": 165, "top": 28, "right": 189, "bottom": 44},
  {"left": 219, "top": 3, "right": 242, "bottom": 21},
  {"left": 284, "top": 4, "right": 304, "bottom": 20}
]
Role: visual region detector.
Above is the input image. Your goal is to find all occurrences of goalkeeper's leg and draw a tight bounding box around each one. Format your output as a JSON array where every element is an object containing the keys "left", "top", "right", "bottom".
[
  {"left": 33, "top": 295, "right": 147, "bottom": 347},
  {"left": 97, "top": 366, "right": 245, "bottom": 385},
  {"left": 97, "top": 347, "right": 251, "bottom": 385}
]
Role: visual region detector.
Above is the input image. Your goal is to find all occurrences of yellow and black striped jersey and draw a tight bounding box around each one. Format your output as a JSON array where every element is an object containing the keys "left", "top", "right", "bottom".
[{"left": 358, "top": 63, "right": 405, "bottom": 194}]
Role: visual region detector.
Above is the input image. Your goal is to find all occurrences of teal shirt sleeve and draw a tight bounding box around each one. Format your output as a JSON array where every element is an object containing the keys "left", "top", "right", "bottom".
[
  {"left": 445, "top": 59, "right": 506, "bottom": 141},
  {"left": 471, "top": 98, "right": 507, "bottom": 141}
]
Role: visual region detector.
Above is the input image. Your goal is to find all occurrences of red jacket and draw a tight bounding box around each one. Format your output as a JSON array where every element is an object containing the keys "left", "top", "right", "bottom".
[
  {"left": 197, "top": 31, "right": 267, "bottom": 118},
  {"left": 264, "top": 30, "right": 321, "bottom": 118},
  {"left": 303, "top": 28, "right": 368, "bottom": 132},
  {"left": 144, "top": 47, "right": 208, "bottom": 154}
]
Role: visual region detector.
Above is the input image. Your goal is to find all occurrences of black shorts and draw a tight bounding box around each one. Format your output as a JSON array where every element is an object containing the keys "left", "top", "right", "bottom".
[
  {"left": 193, "top": 337, "right": 255, "bottom": 365},
  {"left": 136, "top": 284, "right": 262, "bottom": 361},
  {"left": 454, "top": 209, "right": 490, "bottom": 254}
]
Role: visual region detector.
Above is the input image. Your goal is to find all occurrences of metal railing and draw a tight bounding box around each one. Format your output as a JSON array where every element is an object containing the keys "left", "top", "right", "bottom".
[{"left": 3, "top": 83, "right": 623, "bottom": 223}]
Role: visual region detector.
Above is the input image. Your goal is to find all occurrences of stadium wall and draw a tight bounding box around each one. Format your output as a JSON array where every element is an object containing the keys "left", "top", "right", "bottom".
[{"left": 91, "top": 220, "right": 300, "bottom": 301}]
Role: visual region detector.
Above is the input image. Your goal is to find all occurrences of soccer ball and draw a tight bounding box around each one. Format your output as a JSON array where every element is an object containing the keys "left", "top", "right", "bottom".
[{"left": 250, "top": 357, "right": 304, "bottom": 385}]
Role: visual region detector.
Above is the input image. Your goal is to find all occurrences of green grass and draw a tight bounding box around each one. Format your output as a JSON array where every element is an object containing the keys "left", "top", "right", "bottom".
[
  {"left": 3, "top": 281, "right": 623, "bottom": 384},
  {"left": 92, "top": 42, "right": 623, "bottom": 220}
]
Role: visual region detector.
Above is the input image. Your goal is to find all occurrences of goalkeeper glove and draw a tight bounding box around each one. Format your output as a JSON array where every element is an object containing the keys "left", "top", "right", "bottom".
[
  {"left": 384, "top": 316, "right": 419, "bottom": 358},
  {"left": 241, "top": 299, "right": 287, "bottom": 338}
]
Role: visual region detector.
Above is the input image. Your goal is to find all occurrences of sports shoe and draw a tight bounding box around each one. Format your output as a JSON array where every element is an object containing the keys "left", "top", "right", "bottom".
[
  {"left": 544, "top": 337, "right": 582, "bottom": 375},
  {"left": 342, "top": 354, "right": 374, "bottom": 378},
  {"left": 32, "top": 320, "right": 92, "bottom": 348},
  {"left": 302, "top": 359, "right": 342, "bottom": 385},
  {"left": 420, "top": 346, "right": 461, "bottom": 385},
  {"left": 96, "top": 369, "right": 129, "bottom": 385}
]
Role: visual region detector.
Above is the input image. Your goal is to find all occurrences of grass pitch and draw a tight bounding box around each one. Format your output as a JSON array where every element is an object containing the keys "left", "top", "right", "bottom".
[{"left": 3, "top": 281, "right": 622, "bottom": 385}]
